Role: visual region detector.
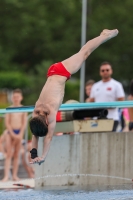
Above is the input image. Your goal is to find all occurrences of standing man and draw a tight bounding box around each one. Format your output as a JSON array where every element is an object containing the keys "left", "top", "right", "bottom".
[
  {"left": 90, "top": 61, "right": 125, "bottom": 131},
  {"left": 2, "top": 89, "right": 27, "bottom": 182},
  {"left": 29, "top": 29, "right": 119, "bottom": 165}
]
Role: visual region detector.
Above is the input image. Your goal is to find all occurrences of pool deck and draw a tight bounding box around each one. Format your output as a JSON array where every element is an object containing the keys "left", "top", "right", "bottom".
[
  {"left": 0, "top": 179, "right": 35, "bottom": 189},
  {"left": 0, "top": 157, "right": 35, "bottom": 189}
]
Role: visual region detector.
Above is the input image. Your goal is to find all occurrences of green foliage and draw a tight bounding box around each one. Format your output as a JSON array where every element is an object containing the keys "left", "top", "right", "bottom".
[
  {"left": 0, "top": 117, "right": 5, "bottom": 136},
  {"left": 24, "top": 60, "right": 52, "bottom": 104},
  {"left": 86, "top": 0, "right": 133, "bottom": 88},
  {"left": 64, "top": 80, "right": 80, "bottom": 103},
  {"left": 0, "top": 0, "right": 133, "bottom": 102},
  {"left": 0, "top": 0, "right": 81, "bottom": 73},
  {"left": 0, "top": 72, "right": 30, "bottom": 89}
]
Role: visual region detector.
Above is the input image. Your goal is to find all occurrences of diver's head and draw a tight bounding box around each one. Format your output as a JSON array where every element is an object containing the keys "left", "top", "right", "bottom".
[{"left": 29, "top": 115, "right": 48, "bottom": 137}]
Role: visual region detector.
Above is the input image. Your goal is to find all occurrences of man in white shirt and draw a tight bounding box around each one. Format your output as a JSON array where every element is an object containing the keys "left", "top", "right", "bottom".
[{"left": 89, "top": 61, "right": 125, "bottom": 131}]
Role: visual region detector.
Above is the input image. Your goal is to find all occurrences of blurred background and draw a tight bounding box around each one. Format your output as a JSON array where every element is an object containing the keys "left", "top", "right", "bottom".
[
  {"left": 0, "top": 0, "right": 132, "bottom": 103},
  {"left": 0, "top": 0, "right": 133, "bottom": 184},
  {"left": 0, "top": 0, "right": 132, "bottom": 133}
]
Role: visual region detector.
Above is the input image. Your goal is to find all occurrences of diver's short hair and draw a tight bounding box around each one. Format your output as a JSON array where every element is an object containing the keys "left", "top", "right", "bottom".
[{"left": 29, "top": 115, "right": 48, "bottom": 137}]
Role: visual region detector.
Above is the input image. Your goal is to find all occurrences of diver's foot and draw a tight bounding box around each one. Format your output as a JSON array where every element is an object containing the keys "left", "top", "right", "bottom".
[{"left": 100, "top": 29, "right": 119, "bottom": 41}]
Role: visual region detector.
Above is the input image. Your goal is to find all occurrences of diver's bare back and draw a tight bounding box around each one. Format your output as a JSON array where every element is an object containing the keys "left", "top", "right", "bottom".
[{"left": 38, "top": 75, "right": 67, "bottom": 113}]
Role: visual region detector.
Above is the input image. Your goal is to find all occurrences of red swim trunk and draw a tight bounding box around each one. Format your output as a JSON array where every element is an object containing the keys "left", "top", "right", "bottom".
[{"left": 47, "top": 62, "right": 71, "bottom": 80}]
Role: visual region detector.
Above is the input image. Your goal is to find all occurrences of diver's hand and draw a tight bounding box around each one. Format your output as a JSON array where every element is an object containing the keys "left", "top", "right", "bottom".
[{"left": 30, "top": 157, "right": 45, "bottom": 165}]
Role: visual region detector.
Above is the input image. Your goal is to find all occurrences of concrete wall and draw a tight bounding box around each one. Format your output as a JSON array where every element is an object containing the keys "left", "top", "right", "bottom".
[{"left": 35, "top": 132, "right": 133, "bottom": 189}]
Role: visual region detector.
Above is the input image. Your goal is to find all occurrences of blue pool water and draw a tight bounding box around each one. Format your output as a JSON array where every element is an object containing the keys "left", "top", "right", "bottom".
[{"left": 1, "top": 184, "right": 133, "bottom": 200}]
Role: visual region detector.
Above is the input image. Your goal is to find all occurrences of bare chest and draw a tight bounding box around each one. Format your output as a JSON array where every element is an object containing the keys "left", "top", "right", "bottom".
[{"left": 9, "top": 113, "right": 24, "bottom": 128}]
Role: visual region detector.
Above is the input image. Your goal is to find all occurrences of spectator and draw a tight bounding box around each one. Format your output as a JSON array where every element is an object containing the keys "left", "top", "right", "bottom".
[
  {"left": 122, "top": 108, "right": 129, "bottom": 132},
  {"left": 21, "top": 140, "right": 35, "bottom": 178},
  {"left": 2, "top": 89, "right": 27, "bottom": 182},
  {"left": 85, "top": 80, "right": 95, "bottom": 102},
  {"left": 89, "top": 61, "right": 125, "bottom": 131},
  {"left": 127, "top": 80, "right": 133, "bottom": 131}
]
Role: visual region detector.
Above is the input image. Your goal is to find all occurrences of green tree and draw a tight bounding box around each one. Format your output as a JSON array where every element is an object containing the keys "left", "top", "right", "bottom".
[
  {"left": 86, "top": 0, "right": 133, "bottom": 91},
  {"left": 0, "top": 0, "right": 133, "bottom": 103}
]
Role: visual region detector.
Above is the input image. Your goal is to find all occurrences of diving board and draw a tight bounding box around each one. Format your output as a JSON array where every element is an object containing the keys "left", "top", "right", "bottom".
[{"left": 0, "top": 101, "right": 133, "bottom": 114}]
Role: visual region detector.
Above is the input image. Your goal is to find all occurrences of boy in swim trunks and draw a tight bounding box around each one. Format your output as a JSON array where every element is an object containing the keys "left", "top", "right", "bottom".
[
  {"left": 2, "top": 89, "right": 27, "bottom": 182},
  {"left": 29, "top": 29, "right": 119, "bottom": 165}
]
